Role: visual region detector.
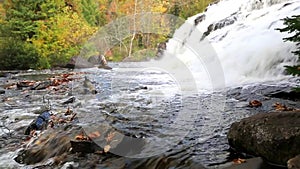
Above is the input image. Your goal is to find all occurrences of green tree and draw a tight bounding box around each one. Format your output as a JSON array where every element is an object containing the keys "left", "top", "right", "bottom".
[
  {"left": 81, "top": 0, "right": 102, "bottom": 26},
  {"left": 0, "top": 0, "right": 65, "bottom": 69},
  {"left": 278, "top": 15, "right": 300, "bottom": 76},
  {"left": 278, "top": 15, "right": 300, "bottom": 92},
  {"left": 0, "top": 0, "right": 96, "bottom": 69},
  {"left": 0, "top": 38, "right": 39, "bottom": 70},
  {"left": 31, "top": 7, "right": 97, "bottom": 67},
  {"left": 2, "top": 0, "right": 64, "bottom": 40}
]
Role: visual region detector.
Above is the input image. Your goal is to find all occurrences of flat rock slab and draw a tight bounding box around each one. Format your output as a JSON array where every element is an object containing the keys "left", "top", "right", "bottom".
[
  {"left": 224, "top": 157, "right": 264, "bottom": 169},
  {"left": 228, "top": 110, "right": 300, "bottom": 166}
]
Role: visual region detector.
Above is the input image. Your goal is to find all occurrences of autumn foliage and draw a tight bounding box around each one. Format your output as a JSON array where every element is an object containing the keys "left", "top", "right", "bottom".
[{"left": 0, "top": 0, "right": 215, "bottom": 70}]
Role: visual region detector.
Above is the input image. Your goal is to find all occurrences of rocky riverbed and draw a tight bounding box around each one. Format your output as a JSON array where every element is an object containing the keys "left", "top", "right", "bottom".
[{"left": 0, "top": 64, "right": 299, "bottom": 169}]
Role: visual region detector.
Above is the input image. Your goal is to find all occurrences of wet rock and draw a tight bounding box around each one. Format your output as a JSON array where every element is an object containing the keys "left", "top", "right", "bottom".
[
  {"left": 88, "top": 55, "right": 102, "bottom": 65},
  {"left": 98, "top": 65, "right": 112, "bottom": 70},
  {"left": 288, "top": 155, "right": 300, "bottom": 169},
  {"left": 0, "top": 90, "right": 4, "bottom": 94},
  {"left": 194, "top": 14, "right": 206, "bottom": 26},
  {"left": 88, "top": 55, "right": 107, "bottom": 66},
  {"left": 65, "top": 56, "right": 93, "bottom": 69},
  {"left": 62, "top": 97, "right": 76, "bottom": 105},
  {"left": 60, "top": 161, "right": 79, "bottom": 169},
  {"left": 70, "top": 140, "right": 101, "bottom": 154},
  {"left": 31, "top": 81, "right": 51, "bottom": 90},
  {"left": 17, "top": 80, "right": 36, "bottom": 89},
  {"left": 83, "top": 77, "right": 97, "bottom": 94},
  {"left": 15, "top": 126, "right": 76, "bottom": 164},
  {"left": 228, "top": 110, "right": 300, "bottom": 166},
  {"left": 88, "top": 55, "right": 113, "bottom": 70},
  {"left": 267, "top": 90, "right": 300, "bottom": 101},
  {"left": 201, "top": 13, "right": 237, "bottom": 40},
  {"left": 156, "top": 42, "right": 167, "bottom": 58}
]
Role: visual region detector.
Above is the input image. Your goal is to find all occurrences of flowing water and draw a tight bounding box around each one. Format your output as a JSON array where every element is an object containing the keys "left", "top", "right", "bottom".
[{"left": 0, "top": 0, "right": 300, "bottom": 168}]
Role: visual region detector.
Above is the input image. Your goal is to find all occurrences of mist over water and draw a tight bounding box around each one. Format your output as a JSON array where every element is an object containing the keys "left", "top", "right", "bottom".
[{"left": 165, "top": 0, "right": 300, "bottom": 89}]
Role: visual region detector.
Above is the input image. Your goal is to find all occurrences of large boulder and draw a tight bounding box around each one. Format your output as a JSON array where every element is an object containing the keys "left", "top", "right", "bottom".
[
  {"left": 227, "top": 110, "right": 300, "bottom": 166},
  {"left": 65, "top": 56, "right": 93, "bottom": 69}
]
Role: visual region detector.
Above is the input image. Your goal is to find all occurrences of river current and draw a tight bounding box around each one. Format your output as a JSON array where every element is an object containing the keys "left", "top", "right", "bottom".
[{"left": 0, "top": 63, "right": 298, "bottom": 168}]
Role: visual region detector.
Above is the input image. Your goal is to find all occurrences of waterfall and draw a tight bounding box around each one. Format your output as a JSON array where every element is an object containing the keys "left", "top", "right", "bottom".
[{"left": 164, "top": 0, "right": 300, "bottom": 90}]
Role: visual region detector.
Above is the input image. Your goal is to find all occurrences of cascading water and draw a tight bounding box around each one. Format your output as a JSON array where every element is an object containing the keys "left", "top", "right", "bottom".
[{"left": 165, "top": 0, "right": 300, "bottom": 89}]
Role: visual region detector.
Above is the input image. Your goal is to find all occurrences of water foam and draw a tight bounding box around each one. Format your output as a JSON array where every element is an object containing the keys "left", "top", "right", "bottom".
[{"left": 165, "top": 0, "right": 300, "bottom": 89}]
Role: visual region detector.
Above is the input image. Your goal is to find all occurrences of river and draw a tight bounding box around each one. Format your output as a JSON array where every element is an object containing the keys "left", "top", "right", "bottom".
[
  {"left": 0, "top": 63, "right": 299, "bottom": 168},
  {"left": 0, "top": 0, "right": 300, "bottom": 168}
]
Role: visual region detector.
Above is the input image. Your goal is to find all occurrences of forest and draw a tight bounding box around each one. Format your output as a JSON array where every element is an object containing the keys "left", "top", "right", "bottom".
[{"left": 0, "top": 0, "right": 214, "bottom": 70}]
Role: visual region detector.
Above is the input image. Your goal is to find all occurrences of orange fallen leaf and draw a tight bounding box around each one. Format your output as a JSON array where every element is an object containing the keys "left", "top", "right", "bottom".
[
  {"left": 233, "top": 158, "right": 246, "bottom": 164},
  {"left": 68, "top": 113, "right": 77, "bottom": 121},
  {"left": 75, "top": 132, "right": 90, "bottom": 141},
  {"left": 58, "top": 119, "right": 67, "bottom": 123},
  {"left": 273, "top": 102, "right": 295, "bottom": 111},
  {"left": 104, "top": 145, "right": 111, "bottom": 153},
  {"left": 88, "top": 131, "right": 101, "bottom": 139},
  {"left": 249, "top": 100, "right": 262, "bottom": 107},
  {"left": 106, "top": 131, "right": 116, "bottom": 143},
  {"left": 61, "top": 74, "right": 70, "bottom": 78}
]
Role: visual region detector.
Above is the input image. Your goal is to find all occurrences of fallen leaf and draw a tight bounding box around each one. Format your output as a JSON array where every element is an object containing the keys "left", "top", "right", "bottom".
[
  {"left": 75, "top": 132, "right": 90, "bottom": 141},
  {"left": 273, "top": 102, "right": 294, "bottom": 111},
  {"left": 104, "top": 145, "right": 111, "bottom": 153},
  {"left": 106, "top": 131, "right": 116, "bottom": 143},
  {"left": 68, "top": 113, "right": 77, "bottom": 121},
  {"left": 88, "top": 131, "right": 101, "bottom": 139},
  {"left": 65, "top": 107, "right": 72, "bottom": 115},
  {"left": 249, "top": 100, "right": 262, "bottom": 107},
  {"left": 233, "top": 158, "right": 246, "bottom": 164}
]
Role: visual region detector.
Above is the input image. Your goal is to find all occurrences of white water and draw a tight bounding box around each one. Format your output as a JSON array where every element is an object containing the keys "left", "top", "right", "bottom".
[{"left": 165, "top": 0, "right": 300, "bottom": 90}]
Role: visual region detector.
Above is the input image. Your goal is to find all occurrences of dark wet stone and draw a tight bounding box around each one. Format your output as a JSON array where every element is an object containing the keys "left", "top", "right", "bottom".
[
  {"left": 267, "top": 91, "right": 300, "bottom": 101},
  {"left": 228, "top": 110, "right": 300, "bottom": 166},
  {"left": 88, "top": 55, "right": 107, "bottom": 65},
  {"left": 88, "top": 55, "right": 102, "bottom": 65},
  {"left": 70, "top": 140, "right": 101, "bottom": 154},
  {"left": 15, "top": 127, "right": 74, "bottom": 164},
  {"left": 83, "top": 77, "right": 97, "bottom": 94},
  {"left": 62, "top": 97, "right": 76, "bottom": 105},
  {"left": 201, "top": 13, "right": 237, "bottom": 41},
  {"left": 31, "top": 81, "right": 51, "bottom": 90},
  {"left": 194, "top": 14, "right": 206, "bottom": 26},
  {"left": 156, "top": 42, "right": 167, "bottom": 58},
  {"left": 98, "top": 65, "right": 112, "bottom": 70},
  {"left": 65, "top": 56, "right": 93, "bottom": 69}
]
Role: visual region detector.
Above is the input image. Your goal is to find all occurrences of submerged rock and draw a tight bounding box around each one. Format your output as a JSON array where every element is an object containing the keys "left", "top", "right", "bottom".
[
  {"left": 267, "top": 90, "right": 300, "bottom": 101},
  {"left": 228, "top": 110, "right": 300, "bottom": 166},
  {"left": 62, "top": 96, "right": 76, "bottom": 105},
  {"left": 15, "top": 126, "right": 75, "bottom": 164},
  {"left": 0, "top": 89, "right": 4, "bottom": 94}
]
